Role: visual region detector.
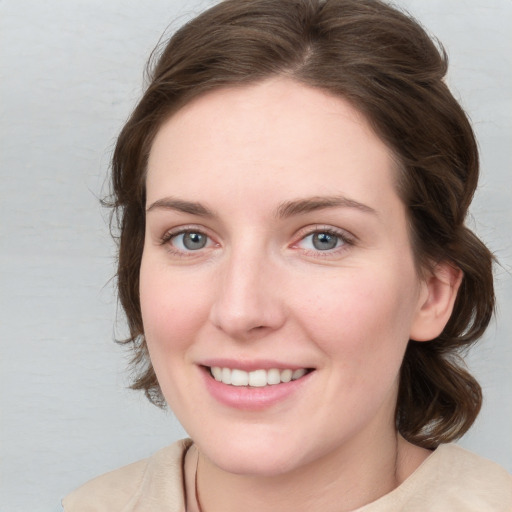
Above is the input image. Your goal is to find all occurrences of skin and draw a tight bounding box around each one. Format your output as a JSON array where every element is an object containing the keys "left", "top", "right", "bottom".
[{"left": 140, "top": 77, "right": 461, "bottom": 511}]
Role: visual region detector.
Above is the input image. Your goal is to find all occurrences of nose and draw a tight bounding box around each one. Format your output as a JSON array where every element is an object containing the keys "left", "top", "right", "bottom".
[{"left": 208, "top": 247, "right": 286, "bottom": 340}]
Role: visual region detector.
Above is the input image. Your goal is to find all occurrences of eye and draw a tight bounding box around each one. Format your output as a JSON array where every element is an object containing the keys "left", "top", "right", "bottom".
[
  {"left": 308, "top": 232, "right": 341, "bottom": 251},
  {"left": 179, "top": 232, "right": 207, "bottom": 250},
  {"left": 165, "top": 230, "right": 213, "bottom": 252},
  {"left": 295, "top": 228, "right": 350, "bottom": 253}
]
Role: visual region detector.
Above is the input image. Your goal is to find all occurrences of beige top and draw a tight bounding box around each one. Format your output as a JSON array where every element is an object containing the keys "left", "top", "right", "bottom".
[{"left": 63, "top": 439, "right": 512, "bottom": 511}]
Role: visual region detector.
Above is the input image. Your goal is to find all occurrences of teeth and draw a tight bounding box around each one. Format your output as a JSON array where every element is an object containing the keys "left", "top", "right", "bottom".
[
  {"left": 292, "top": 368, "right": 307, "bottom": 380},
  {"left": 248, "top": 369, "right": 267, "bottom": 387},
  {"left": 280, "top": 369, "right": 292, "bottom": 383},
  {"left": 221, "top": 367, "right": 231, "bottom": 385},
  {"left": 211, "top": 366, "right": 222, "bottom": 381},
  {"left": 210, "top": 367, "right": 309, "bottom": 387},
  {"left": 231, "top": 369, "right": 249, "bottom": 386},
  {"left": 267, "top": 368, "right": 281, "bottom": 385}
]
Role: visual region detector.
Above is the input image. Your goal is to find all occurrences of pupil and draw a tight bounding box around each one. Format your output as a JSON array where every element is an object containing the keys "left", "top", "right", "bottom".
[
  {"left": 313, "top": 232, "right": 338, "bottom": 250},
  {"left": 183, "top": 232, "right": 206, "bottom": 250}
]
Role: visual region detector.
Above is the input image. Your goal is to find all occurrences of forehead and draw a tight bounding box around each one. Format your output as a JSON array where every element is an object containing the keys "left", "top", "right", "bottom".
[{"left": 146, "top": 77, "right": 400, "bottom": 216}]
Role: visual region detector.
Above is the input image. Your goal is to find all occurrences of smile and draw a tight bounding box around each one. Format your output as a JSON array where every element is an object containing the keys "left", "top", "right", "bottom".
[{"left": 209, "top": 367, "right": 309, "bottom": 387}]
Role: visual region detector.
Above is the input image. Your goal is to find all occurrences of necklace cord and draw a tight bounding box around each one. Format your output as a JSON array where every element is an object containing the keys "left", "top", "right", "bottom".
[{"left": 194, "top": 447, "right": 204, "bottom": 512}]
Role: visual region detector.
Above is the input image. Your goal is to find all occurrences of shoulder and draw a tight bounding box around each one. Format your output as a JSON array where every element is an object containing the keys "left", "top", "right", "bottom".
[
  {"left": 431, "top": 444, "right": 512, "bottom": 494},
  {"left": 62, "top": 438, "right": 192, "bottom": 512},
  {"left": 359, "top": 444, "right": 512, "bottom": 511},
  {"left": 388, "top": 444, "right": 512, "bottom": 511}
]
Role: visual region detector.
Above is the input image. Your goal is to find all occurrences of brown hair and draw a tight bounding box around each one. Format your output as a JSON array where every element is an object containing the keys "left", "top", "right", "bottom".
[{"left": 109, "top": 0, "right": 494, "bottom": 449}]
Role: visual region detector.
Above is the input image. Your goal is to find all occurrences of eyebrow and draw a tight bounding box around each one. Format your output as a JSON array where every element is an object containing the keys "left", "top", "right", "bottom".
[
  {"left": 146, "top": 194, "right": 376, "bottom": 218},
  {"left": 276, "top": 195, "right": 377, "bottom": 218},
  {"left": 146, "top": 197, "right": 216, "bottom": 217}
]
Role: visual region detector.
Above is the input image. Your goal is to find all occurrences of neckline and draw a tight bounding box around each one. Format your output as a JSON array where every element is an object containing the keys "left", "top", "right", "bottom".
[
  {"left": 353, "top": 444, "right": 452, "bottom": 510},
  {"left": 182, "top": 441, "right": 453, "bottom": 512}
]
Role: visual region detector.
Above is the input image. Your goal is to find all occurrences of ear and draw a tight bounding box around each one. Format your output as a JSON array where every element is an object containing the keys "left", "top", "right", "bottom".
[{"left": 409, "top": 262, "right": 463, "bottom": 342}]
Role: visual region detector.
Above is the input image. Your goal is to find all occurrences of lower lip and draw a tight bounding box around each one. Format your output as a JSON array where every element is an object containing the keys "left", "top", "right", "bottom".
[{"left": 201, "top": 367, "right": 313, "bottom": 411}]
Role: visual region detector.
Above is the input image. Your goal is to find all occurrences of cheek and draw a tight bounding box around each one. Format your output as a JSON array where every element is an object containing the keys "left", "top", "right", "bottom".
[
  {"left": 139, "top": 260, "right": 211, "bottom": 355},
  {"left": 294, "top": 268, "right": 419, "bottom": 371},
  {"left": 139, "top": 260, "right": 215, "bottom": 410}
]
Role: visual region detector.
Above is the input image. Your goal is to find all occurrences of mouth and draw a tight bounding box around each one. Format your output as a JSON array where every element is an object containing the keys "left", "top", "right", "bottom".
[{"left": 207, "top": 366, "right": 314, "bottom": 387}]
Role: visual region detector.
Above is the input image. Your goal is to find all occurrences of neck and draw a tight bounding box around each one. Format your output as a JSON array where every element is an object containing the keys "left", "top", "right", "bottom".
[{"left": 186, "top": 429, "right": 430, "bottom": 512}]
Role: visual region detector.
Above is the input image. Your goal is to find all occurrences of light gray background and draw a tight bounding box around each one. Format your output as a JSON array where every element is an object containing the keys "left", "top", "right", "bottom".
[{"left": 1, "top": 1, "right": 511, "bottom": 510}]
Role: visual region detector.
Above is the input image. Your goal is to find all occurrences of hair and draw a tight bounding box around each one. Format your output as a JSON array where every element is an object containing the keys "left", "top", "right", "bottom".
[{"left": 109, "top": 0, "right": 495, "bottom": 449}]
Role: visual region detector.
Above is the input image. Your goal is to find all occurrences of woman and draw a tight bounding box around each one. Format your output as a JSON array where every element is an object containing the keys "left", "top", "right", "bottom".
[{"left": 63, "top": 0, "right": 512, "bottom": 510}]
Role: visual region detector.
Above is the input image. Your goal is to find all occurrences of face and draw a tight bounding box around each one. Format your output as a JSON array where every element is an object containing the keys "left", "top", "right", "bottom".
[{"left": 140, "top": 78, "right": 429, "bottom": 476}]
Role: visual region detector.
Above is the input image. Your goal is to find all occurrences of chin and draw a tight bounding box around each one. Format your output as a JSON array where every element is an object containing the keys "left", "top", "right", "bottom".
[
  {"left": 192, "top": 426, "right": 325, "bottom": 477},
  {"left": 204, "top": 445, "right": 302, "bottom": 477}
]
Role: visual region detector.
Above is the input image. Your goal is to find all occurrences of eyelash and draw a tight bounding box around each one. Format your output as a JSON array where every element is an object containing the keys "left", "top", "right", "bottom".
[
  {"left": 159, "top": 225, "right": 355, "bottom": 258},
  {"left": 292, "top": 226, "right": 354, "bottom": 257},
  {"left": 160, "top": 226, "right": 216, "bottom": 258}
]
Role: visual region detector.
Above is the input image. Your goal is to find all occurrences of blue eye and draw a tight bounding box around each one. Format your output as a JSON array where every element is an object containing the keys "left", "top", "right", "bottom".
[
  {"left": 311, "top": 232, "right": 340, "bottom": 250},
  {"left": 171, "top": 231, "right": 209, "bottom": 251},
  {"left": 299, "top": 231, "right": 344, "bottom": 251}
]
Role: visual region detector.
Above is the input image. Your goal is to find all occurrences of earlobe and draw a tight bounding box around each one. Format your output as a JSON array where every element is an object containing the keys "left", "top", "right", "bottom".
[{"left": 409, "top": 262, "right": 463, "bottom": 342}]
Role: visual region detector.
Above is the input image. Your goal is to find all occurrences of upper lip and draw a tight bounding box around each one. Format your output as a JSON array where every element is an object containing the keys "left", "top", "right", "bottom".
[{"left": 199, "top": 358, "right": 313, "bottom": 372}]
